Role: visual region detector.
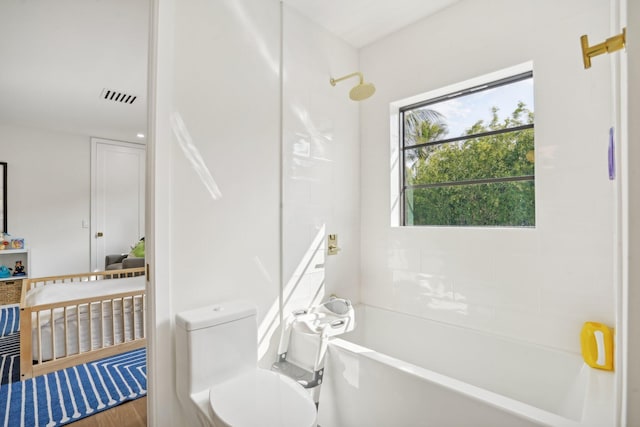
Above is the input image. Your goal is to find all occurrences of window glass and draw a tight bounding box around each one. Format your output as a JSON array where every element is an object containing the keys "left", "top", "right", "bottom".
[
  {"left": 400, "top": 72, "right": 535, "bottom": 227},
  {"left": 403, "top": 78, "right": 534, "bottom": 146}
]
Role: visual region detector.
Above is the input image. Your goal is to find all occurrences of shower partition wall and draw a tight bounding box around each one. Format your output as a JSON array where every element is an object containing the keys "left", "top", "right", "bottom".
[
  {"left": 280, "top": 4, "right": 361, "bottom": 337},
  {"left": 149, "top": 0, "right": 361, "bottom": 424}
]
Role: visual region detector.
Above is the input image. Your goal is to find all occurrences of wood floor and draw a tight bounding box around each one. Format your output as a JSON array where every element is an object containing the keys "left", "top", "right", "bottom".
[{"left": 71, "top": 396, "right": 147, "bottom": 426}]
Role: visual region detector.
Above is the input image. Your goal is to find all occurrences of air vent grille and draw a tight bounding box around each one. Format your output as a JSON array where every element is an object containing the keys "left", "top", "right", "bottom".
[{"left": 100, "top": 88, "right": 137, "bottom": 104}]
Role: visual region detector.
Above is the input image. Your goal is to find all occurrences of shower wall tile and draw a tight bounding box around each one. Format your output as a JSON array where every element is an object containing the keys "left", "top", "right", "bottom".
[
  {"left": 283, "top": 270, "right": 326, "bottom": 314},
  {"left": 454, "top": 281, "right": 540, "bottom": 314},
  {"left": 166, "top": 0, "right": 284, "bottom": 421},
  {"left": 359, "top": 0, "right": 614, "bottom": 354},
  {"left": 490, "top": 309, "right": 587, "bottom": 353},
  {"left": 458, "top": 302, "right": 496, "bottom": 332},
  {"left": 170, "top": 0, "right": 281, "bottom": 319},
  {"left": 281, "top": 6, "right": 360, "bottom": 315},
  {"left": 540, "top": 287, "right": 614, "bottom": 323},
  {"left": 447, "top": 250, "right": 495, "bottom": 288},
  {"left": 388, "top": 246, "right": 420, "bottom": 271},
  {"left": 538, "top": 252, "right": 612, "bottom": 298}
]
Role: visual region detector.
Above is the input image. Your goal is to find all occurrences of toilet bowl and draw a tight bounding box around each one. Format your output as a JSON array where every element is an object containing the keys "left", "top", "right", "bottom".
[
  {"left": 175, "top": 301, "right": 317, "bottom": 427},
  {"left": 209, "top": 369, "right": 316, "bottom": 426}
]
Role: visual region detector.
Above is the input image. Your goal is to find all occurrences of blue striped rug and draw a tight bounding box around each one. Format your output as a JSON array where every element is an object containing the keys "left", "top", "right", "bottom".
[
  {"left": 0, "top": 333, "right": 20, "bottom": 385},
  {"left": 0, "top": 305, "right": 20, "bottom": 337},
  {"left": 0, "top": 348, "right": 147, "bottom": 427},
  {"left": 0, "top": 305, "right": 21, "bottom": 386}
]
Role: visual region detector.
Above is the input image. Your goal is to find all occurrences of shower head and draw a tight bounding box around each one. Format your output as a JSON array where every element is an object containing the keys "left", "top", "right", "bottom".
[
  {"left": 349, "top": 82, "right": 376, "bottom": 101},
  {"left": 330, "top": 71, "right": 376, "bottom": 101}
]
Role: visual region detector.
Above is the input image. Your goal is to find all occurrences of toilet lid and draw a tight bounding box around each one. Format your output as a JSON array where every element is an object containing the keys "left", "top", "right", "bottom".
[{"left": 209, "top": 369, "right": 316, "bottom": 427}]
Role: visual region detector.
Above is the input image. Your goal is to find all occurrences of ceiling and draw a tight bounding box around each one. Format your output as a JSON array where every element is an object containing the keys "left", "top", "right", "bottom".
[
  {"left": 0, "top": 0, "right": 149, "bottom": 142},
  {"left": 284, "top": 0, "right": 459, "bottom": 48},
  {"left": 0, "top": 0, "right": 457, "bottom": 142}
]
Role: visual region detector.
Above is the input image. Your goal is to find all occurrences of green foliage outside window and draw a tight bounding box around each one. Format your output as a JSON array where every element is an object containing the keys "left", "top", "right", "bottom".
[{"left": 403, "top": 102, "right": 535, "bottom": 227}]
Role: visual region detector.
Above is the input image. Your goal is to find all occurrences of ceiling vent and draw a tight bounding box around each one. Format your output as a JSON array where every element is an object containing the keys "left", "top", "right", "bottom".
[{"left": 100, "top": 88, "right": 137, "bottom": 105}]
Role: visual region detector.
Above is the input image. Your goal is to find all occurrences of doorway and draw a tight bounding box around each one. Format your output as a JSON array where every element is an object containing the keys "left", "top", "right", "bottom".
[{"left": 90, "top": 138, "right": 146, "bottom": 271}]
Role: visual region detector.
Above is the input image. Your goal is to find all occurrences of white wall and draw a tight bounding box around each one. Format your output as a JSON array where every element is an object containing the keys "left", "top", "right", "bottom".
[
  {"left": 151, "top": 0, "right": 360, "bottom": 425},
  {"left": 161, "top": 1, "right": 282, "bottom": 422},
  {"left": 0, "top": 123, "right": 91, "bottom": 276},
  {"left": 282, "top": 6, "right": 360, "bottom": 316},
  {"left": 359, "top": 0, "right": 615, "bottom": 353},
  {"left": 170, "top": 0, "right": 280, "bottom": 318}
]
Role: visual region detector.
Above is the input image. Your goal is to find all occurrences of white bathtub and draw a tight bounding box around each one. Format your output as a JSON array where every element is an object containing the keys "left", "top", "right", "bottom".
[{"left": 316, "top": 305, "right": 615, "bottom": 427}]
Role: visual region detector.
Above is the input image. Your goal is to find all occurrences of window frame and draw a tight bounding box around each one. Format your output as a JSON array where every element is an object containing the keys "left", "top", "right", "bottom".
[{"left": 399, "top": 70, "right": 535, "bottom": 227}]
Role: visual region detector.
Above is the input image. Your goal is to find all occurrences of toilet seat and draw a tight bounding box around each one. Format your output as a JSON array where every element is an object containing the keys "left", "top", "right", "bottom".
[{"left": 209, "top": 369, "right": 316, "bottom": 427}]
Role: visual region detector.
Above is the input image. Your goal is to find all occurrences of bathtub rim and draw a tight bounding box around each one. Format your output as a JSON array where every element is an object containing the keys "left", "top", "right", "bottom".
[{"left": 328, "top": 337, "right": 589, "bottom": 427}]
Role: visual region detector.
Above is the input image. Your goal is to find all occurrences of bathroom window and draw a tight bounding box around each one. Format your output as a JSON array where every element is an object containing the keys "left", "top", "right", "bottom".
[{"left": 400, "top": 71, "right": 535, "bottom": 227}]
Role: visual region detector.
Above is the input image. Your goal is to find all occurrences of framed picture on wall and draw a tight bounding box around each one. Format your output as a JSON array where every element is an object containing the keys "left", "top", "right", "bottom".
[{"left": 0, "top": 162, "right": 6, "bottom": 233}]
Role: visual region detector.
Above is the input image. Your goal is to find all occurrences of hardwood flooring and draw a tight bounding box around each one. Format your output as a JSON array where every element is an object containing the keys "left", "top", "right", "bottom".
[{"left": 71, "top": 396, "right": 147, "bottom": 426}]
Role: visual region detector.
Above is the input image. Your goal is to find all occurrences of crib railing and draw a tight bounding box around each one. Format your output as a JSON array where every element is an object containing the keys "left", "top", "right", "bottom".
[{"left": 19, "top": 268, "right": 146, "bottom": 380}]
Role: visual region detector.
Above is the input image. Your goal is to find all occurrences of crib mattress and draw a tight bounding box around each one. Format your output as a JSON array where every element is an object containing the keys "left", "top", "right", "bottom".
[{"left": 25, "top": 275, "right": 145, "bottom": 306}]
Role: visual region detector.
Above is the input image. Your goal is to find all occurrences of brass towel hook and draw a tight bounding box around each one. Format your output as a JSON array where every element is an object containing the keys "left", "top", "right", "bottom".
[{"left": 581, "top": 28, "right": 626, "bottom": 69}]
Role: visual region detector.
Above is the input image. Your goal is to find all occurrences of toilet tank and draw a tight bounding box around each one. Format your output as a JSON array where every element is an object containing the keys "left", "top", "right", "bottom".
[{"left": 176, "top": 301, "right": 258, "bottom": 396}]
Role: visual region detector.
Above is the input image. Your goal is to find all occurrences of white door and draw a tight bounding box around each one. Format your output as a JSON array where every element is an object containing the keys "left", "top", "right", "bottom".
[{"left": 91, "top": 138, "right": 145, "bottom": 271}]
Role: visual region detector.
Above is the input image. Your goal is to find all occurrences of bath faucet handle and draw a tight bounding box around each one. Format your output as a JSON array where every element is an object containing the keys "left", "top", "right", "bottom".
[{"left": 327, "top": 234, "right": 341, "bottom": 255}]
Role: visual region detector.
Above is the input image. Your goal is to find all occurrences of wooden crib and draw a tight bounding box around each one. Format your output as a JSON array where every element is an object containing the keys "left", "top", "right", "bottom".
[{"left": 19, "top": 267, "right": 146, "bottom": 380}]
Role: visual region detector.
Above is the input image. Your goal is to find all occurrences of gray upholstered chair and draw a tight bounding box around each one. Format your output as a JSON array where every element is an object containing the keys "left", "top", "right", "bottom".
[{"left": 105, "top": 254, "right": 144, "bottom": 271}]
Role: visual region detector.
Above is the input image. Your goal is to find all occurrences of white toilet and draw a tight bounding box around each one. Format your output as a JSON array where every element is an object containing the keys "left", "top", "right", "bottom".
[{"left": 175, "top": 301, "right": 317, "bottom": 427}]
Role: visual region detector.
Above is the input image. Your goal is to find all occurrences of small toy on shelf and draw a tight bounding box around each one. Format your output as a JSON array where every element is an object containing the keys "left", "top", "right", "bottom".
[
  {"left": 13, "top": 260, "right": 25, "bottom": 276},
  {"left": 0, "top": 266, "right": 11, "bottom": 278}
]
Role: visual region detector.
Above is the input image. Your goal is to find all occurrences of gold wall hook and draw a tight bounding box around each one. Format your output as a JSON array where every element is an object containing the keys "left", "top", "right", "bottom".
[{"left": 581, "top": 28, "right": 626, "bottom": 69}]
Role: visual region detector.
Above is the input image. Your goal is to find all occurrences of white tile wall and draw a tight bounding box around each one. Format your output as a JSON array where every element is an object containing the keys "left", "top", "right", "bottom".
[
  {"left": 170, "top": 0, "right": 281, "bottom": 319},
  {"left": 164, "top": 1, "right": 282, "bottom": 423},
  {"left": 158, "top": 2, "right": 360, "bottom": 424},
  {"left": 282, "top": 5, "right": 360, "bottom": 311},
  {"left": 359, "top": 0, "right": 615, "bottom": 353}
]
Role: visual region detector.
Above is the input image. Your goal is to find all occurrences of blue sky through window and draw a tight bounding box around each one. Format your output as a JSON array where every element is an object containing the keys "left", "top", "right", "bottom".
[{"left": 419, "top": 78, "right": 534, "bottom": 138}]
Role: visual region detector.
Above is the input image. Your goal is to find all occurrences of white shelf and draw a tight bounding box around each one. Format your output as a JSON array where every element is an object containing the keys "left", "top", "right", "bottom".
[
  {"left": 0, "top": 248, "right": 29, "bottom": 256},
  {"left": 0, "top": 248, "right": 29, "bottom": 281},
  {"left": 0, "top": 276, "right": 27, "bottom": 282}
]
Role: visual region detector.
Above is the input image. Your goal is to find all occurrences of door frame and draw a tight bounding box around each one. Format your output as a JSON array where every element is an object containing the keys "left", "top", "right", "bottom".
[{"left": 90, "top": 137, "right": 146, "bottom": 271}]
